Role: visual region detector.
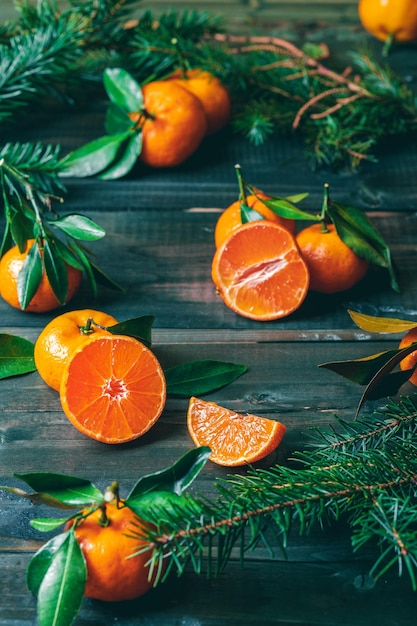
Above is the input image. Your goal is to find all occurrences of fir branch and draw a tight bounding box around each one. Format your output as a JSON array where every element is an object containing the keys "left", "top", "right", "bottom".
[{"left": 129, "top": 396, "right": 417, "bottom": 590}]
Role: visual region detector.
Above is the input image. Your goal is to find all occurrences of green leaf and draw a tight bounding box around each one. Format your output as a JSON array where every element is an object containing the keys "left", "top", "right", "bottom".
[
  {"left": 105, "top": 103, "right": 134, "bottom": 134},
  {"left": 36, "top": 531, "right": 86, "bottom": 626},
  {"left": 59, "top": 133, "right": 130, "bottom": 178},
  {"left": 27, "top": 533, "right": 68, "bottom": 596},
  {"left": 319, "top": 348, "right": 404, "bottom": 385},
  {"left": 126, "top": 490, "right": 190, "bottom": 520},
  {"left": 103, "top": 67, "right": 144, "bottom": 113},
  {"left": 31, "top": 518, "right": 71, "bottom": 532},
  {"left": 107, "top": 315, "right": 154, "bottom": 346},
  {"left": 240, "top": 202, "right": 265, "bottom": 224},
  {"left": 51, "top": 214, "right": 106, "bottom": 241},
  {"left": 126, "top": 447, "right": 211, "bottom": 500},
  {"left": 0, "top": 334, "right": 36, "bottom": 379},
  {"left": 10, "top": 207, "right": 34, "bottom": 250},
  {"left": 14, "top": 473, "right": 103, "bottom": 507},
  {"left": 49, "top": 237, "right": 84, "bottom": 271},
  {"left": 67, "top": 240, "right": 97, "bottom": 298},
  {"left": 89, "top": 259, "right": 125, "bottom": 293},
  {"left": 99, "top": 131, "right": 142, "bottom": 180},
  {"left": 17, "top": 241, "right": 42, "bottom": 310},
  {"left": 348, "top": 310, "right": 417, "bottom": 334},
  {"left": 253, "top": 193, "right": 315, "bottom": 221},
  {"left": 43, "top": 239, "right": 69, "bottom": 305},
  {"left": 165, "top": 360, "right": 247, "bottom": 397},
  {"left": 327, "top": 199, "right": 400, "bottom": 292}
]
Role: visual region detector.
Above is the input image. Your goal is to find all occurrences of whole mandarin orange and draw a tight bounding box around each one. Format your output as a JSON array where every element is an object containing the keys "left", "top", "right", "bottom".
[
  {"left": 69, "top": 500, "right": 161, "bottom": 602},
  {"left": 0, "top": 239, "right": 82, "bottom": 313},
  {"left": 130, "top": 80, "right": 207, "bottom": 168},
  {"left": 214, "top": 194, "right": 296, "bottom": 248},
  {"left": 399, "top": 326, "right": 417, "bottom": 386},
  {"left": 165, "top": 69, "right": 231, "bottom": 135},
  {"left": 34, "top": 309, "right": 118, "bottom": 391},
  {"left": 295, "top": 223, "right": 369, "bottom": 294}
]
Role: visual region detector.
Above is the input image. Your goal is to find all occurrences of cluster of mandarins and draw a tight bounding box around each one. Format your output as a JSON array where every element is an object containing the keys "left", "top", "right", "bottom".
[
  {"left": 136, "top": 68, "right": 232, "bottom": 168},
  {"left": 212, "top": 194, "right": 369, "bottom": 322}
]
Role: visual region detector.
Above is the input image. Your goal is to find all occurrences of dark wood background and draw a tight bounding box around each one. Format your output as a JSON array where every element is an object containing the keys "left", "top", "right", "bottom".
[{"left": 1, "top": 2, "right": 417, "bottom": 624}]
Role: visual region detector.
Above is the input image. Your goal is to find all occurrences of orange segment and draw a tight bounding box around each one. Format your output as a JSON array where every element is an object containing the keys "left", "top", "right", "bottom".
[
  {"left": 212, "top": 221, "right": 310, "bottom": 321},
  {"left": 60, "top": 335, "right": 166, "bottom": 444},
  {"left": 187, "top": 396, "right": 286, "bottom": 466}
]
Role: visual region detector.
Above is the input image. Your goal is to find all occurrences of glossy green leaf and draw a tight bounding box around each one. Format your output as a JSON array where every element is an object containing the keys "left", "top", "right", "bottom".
[
  {"left": 105, "top": 103, "right": 133, "bottom": 134},
  {"left": 327, "top": 199, "right": 400, "bottom": 292},
  {"left": 260, "top": 197, "right": 316, "bottom": 220},
  {"left": 51, "top": 214, "right": 106, "bottom": 241},
  {"left": 27, "top": 533, "right": 68, "bottom": 596},
  {"left": 355, "top": 344, "right": 417, "bottom": 416},
  {"left": 348, "top": 310, "right": 417, "bottom": 334},
  {"left": 0, "top": 334, "right": 36, "bottom": 379},
  {"left": 17, "top": 241, "right": 42, "bottom": 310},
  {"left": 126, "top": 446, "right": 211, "bottom": 500},
  {"left": 43, "top": 239, "right": 69, "bottom": 305},
  {"left": 10, "top": 208, "right": 34, "bottom": 250},
  {"left": 103, "top": 67, "right": 144, "bottom": 113},
  {"left": 59, "top": 132, "right": 130, "bottom": 178},
  {"left": 37, "top": 531, "right": 86, "bottom": 626},
  {"left": 107, "top": 315, "right": 154, "bottom": 346},
  {"left": 165, "top": 360, "right": 247, "bottom": 397},
  {"left": 99, "top": 131, "right": 142, "bottom": 180},
  {"left": 319, "top": 348, "right": 404, "bottom": 385},
  {"left": 67, "top": 240, "right": 97, "bottom": 298},
  {"left": 126, "top": 490, "right": 190, "bottom": 521},
  {"left": 49, "top": 237, "right": 84, "bottom": 271},
  {"left": 31, "top": 517, "right": 71, "bottom": 532},
  {"left": 240, "top": 202, "right": 265, "bottom": 224},
  {"left": 14, "top": 472, "right": 103, "bottom": 507},
  {"left": 89, "top": 259, "right": 125, "bottom": 293}
]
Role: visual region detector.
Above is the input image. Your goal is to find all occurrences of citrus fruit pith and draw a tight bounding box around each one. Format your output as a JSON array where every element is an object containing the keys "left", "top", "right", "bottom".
[
  {"left": 296, "top": 223, "right": 369, "bottom": 294},
  {"left": 130, "top": 80, "right": 207, "bottom": 168},
  {"left": 34, "top": 309, "right": 118, "bottom": 391},
  {"left": 187, "top": 396, "right": 286, "bottom": 466},
  {"left": 60, "top": 335, "right": 166, "bottom": 444},
  {"left": 399, "top": 326, "right": 417, "bottom": 386},
  {"left": 70, "top": 500, "right": 159, "bottom": 602},
  {"left": 212, "top": 221, "right": 310, "bottom": 321},
  {"left": 0, "top": 239, "right": 82, "bottom": 313},
  {"left": 165, "top": 68, "right": 231, "bottom": 135},
  {"left": 214, "top": 194, "right": 296, "bottom": 248}
]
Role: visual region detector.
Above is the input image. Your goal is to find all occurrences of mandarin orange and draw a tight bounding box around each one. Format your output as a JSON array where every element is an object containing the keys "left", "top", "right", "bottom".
[
  {"left": 212, "top": 221, "right": 309, "bottom": 321},
  {"left": 214, "top": 194, "right": 296, "bottom": 248},
  {"left": 165, "top": 68, "right": 231, "bottom": 135},
  {"left": 187, "top": 396, "right": 286, "bottom": 466},
  {"left": 70, "top": 500, "right": 159, "bottom": 601},
  {"left": 399, "top": 326, "right": 417, "bottom": 386},
  {"left": 0, "top": 239, "right": 82, "bottom": 313},
  {"left": 296, "top": 223, "right": 369, "bottom": 294},
  {"left": 129, "top": 80, "right": 207, "bottom": 168},
  {"left": 60, "top": 335, "right": 166, "bottom": 444},
  {"left": 34, "top": 309, "right": 118, "bottom": 391}
]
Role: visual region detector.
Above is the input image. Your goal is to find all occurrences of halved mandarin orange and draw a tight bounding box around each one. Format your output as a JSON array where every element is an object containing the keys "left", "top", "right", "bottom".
[
  {"left": 212, "top": 221, "right": 310, "bottom": 321},
  {"left": 60, "top": 335, "right": 166, "bottom": 444},
  {"left": 187, "top": 396, "right": 286, "bottom": 466}
]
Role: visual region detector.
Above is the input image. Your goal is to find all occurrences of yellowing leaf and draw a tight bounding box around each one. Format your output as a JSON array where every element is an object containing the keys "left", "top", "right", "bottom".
[{"left": 348, "top": 310, "right": 417, "bottom": 334}]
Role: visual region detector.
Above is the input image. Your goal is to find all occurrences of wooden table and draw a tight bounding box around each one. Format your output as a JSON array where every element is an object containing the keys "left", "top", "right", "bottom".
[{"left": 2, "top": 9, "right": 417, "bottom": 626}]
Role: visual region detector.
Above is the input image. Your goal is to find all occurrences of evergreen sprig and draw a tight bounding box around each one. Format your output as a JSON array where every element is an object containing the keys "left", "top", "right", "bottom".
[
  {"left": 128, "top": 396, "right": 417, "bottom": 590},
  {"left": 0, "top": 141, "right": 120, "bottom": 308},
  {"left": 2, "top": 1, "right": 417, "bottom": 169}
]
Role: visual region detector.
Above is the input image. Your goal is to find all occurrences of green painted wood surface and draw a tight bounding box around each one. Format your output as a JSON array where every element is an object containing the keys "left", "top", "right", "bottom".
[{"left": 1, "top": 6, "right": 417, "bottom": 625}]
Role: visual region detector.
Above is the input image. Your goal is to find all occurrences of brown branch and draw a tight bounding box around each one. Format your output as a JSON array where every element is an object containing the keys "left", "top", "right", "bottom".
[{"left": 292, "top": 87, "right": 350, "bottom": 128}]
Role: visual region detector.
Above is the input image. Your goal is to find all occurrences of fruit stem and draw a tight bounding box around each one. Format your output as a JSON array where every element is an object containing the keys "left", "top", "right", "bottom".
[
  {"left": 78, "top": 317, "right": 109, "bottom": 335},
  {"left": 382, "top": 33, "right": 395, "bottom": 57},
  {"left": 234, "top": 163, "right": 247, "bottom": 205},
  {"left": 320, "top": 182, "right": 330, "bottom": 233},
  {"left": 98, "top": 482, "right": 120, "bottom": 527}
]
